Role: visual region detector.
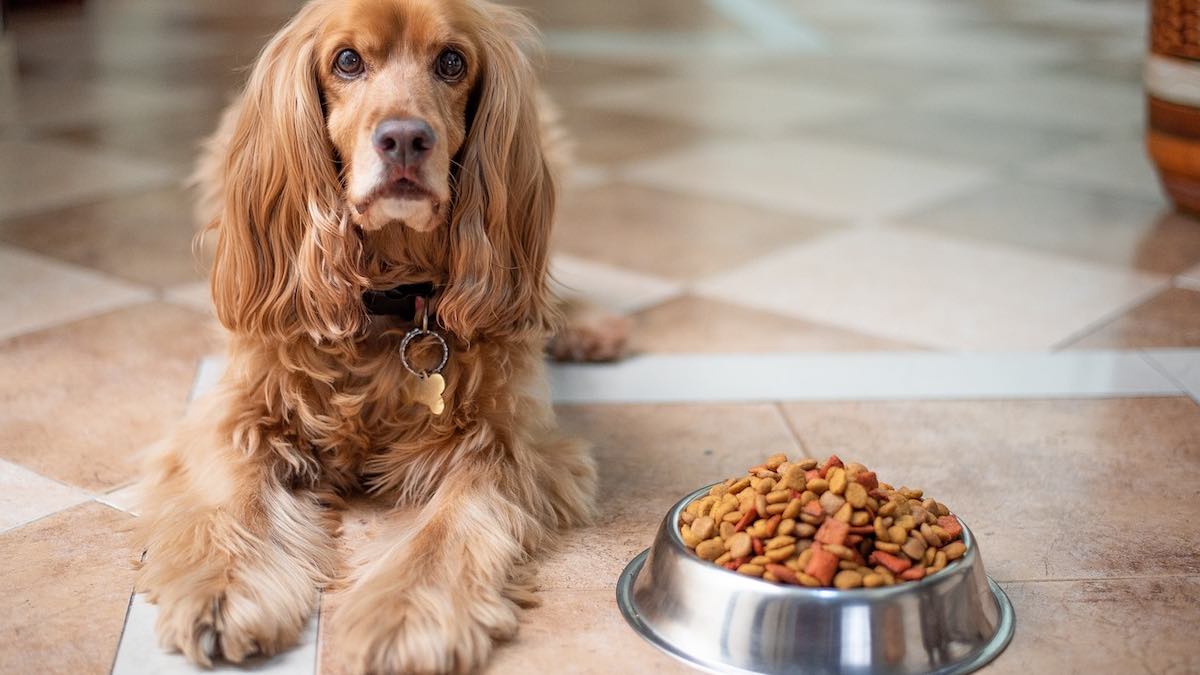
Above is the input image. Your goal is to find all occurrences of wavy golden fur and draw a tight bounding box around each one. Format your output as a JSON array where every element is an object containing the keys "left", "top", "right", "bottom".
[{"left": 134, "top": 1, "right": 598, "bottom": 672}]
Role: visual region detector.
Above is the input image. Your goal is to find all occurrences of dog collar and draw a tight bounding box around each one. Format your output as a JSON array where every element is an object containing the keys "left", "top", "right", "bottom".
[{"left": 362, "top": 282, "right": 436, "bottom": 320}]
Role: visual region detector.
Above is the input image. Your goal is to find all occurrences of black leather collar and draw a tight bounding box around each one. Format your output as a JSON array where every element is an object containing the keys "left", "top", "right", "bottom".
[{"left": 362, "top": 282, "right": 436, "bottom": 320}]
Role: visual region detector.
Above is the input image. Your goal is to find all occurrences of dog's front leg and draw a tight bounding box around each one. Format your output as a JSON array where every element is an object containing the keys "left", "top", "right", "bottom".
[
  {"left": 135, "top": 395, "right": 337, "bottom": 666},
  {"left": 335, "top": 459, "right": 546, "bottom": 675}
]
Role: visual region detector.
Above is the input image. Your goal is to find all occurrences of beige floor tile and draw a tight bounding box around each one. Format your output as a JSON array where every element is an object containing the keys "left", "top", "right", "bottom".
[
  {"left": 0, "top": 245, "right": 151, "bottom": 341},
  {"left": 780, "top": 398, "right": 1200, "bottom": 581},
  {"left": 0, "top": 302, "right": 217, "bottom": 491},
  {"left": 0, "top": 186, "right": 206, "bottom": 288},
  {"left": 806, "top": 108, "right": 1095, "bottom": 167},
  {"left": 520, "top": 0, "right": 736, "bottom": 32},
  {"left": 624, "top": 138, "right": 991, "bottom": 220},
  {"left": 0, "top": 139, "right": 175, "bottom": 220},
  {"left": 0, "top": 458, "right": 90, "bottom": 532},
  {"left": 551, "top": 254, "right": 683, "bottom": 314},
  {"left": 164, "top": 281, "right": 214, "bottom": 314},
  {"left": 1066, "top": 287, "right": 1200, "bottom": 349},
  {"left": 839, "top": 29, "right": 1078, "bottom": 74},
  {"left": 697, "top": 226, "right": 1167, "bottom": 350},
  {"left": 554, "top": 183, "right": 836, "bottom": 282},
  {"left": 899, "top": 181, "right": 1200, "bottom": 275},
  {"left": 632, "top": 295, "right": 919, "bottom": 353},
  {"left": 558, "top": 104, "right": 705, "bottom": 166},
  {"left": 484, "top": 590, "right": 689, "bottom": 675},
  {"left": 0, "top": 502, "right": 136, "bottom": 675},
  {"left": 987, "top": 577, "right": 1200, "bottom": 674},
  {"left": 581, "top": 76, "right": 880, "bottom": 134},
  {"left": 1025, "top": 137, "right": 1166, "bottom": 203}
]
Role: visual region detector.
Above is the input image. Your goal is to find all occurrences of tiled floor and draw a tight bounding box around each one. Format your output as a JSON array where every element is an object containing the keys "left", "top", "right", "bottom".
[{"left": 2, "top": 0, "right": 1199, "bottom": 674}]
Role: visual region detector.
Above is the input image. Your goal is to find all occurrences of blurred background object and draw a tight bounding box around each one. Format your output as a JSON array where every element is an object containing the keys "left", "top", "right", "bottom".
[{"left": 1148, "top": 0, "right": 1200, "bottom": 214}]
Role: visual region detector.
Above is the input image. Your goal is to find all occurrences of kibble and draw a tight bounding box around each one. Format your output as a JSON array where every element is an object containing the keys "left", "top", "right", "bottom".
[{"left": 679, "top": 453, "right": 966, "bottom": 589}]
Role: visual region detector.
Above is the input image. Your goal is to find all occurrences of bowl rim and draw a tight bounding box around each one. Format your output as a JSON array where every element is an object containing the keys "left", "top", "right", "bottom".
[{"left": 668, "top": 483, "right": 978, "bottom": 596}]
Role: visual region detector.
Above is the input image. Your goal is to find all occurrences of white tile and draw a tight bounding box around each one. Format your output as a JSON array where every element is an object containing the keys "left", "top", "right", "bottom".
[
  {"left": 192, "top": 356, "right": 227, "bottom": 401},
  {"left": 164, "top": 281, "right": 213, "bottom": 314},
  {"left": 548, "top": 351, "right": 1185, "bottom": 404},
  {"left": 623, "top": 138, "right": 991, "bottom": 220},
  {"left": 0, "top": 139, "right": 175, "bottom": 220},
  {"left": 0, "top": 459, "right": 90, "bottom": 532},
  {"left": 112, "top": 595, "right": 318, "bottom": 675},
  {"left": 550, "top": 254, "right": 684, "bottom": 314},
  {"left": 693, "top": 227, "right": 1168, "bottom": 350},
  {"left": 1143, "top": 349, "right": 1200, "bottom": 403},
  {"left": 1025, "top": 138, "right": 1165, "bottom": 203},
  {"left": 98, "top": 482, "right": 142, "bottom": 517},
  {"left": 841, "top": 30, "right": 1076, "bottom": 73},
  {"left": 1176, "top": 263, "right": 1200, "bottom": 290},
  {"left": 581, "top": 77, "right": 878, "bottom": 132},
  {"left": 0, "top": 246, "right": 152, "bottom": 340}
]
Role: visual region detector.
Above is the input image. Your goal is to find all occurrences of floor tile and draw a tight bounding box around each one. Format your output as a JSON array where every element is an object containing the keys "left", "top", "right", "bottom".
[
  {"left": 0, "top": 302, "right": 217, "bottom": 491},
  {"left": 164, "top": 281, "right": 214, "bottom": 314},
  {"left": 1143, "top": 349, "right": 1200, "bottom": 403},
  {"left": 780, "top": 398, "right": 1200, "bottom": 581},
  {"left": 1024, "top": 137, "right": 1166, "bottom": 203},
  {"left": 547, "top": 352, "right": 1181, "bottom": 404},
  {"left": 631, "top": 295, "right": 918, "bottom": 353},
  {"left": 0, "top": 502, "right": 135, "bottom": 675},
  {"left": 557, "top": 105, "right": 705, "bottom": 166},
  {"left": 695, "top": 226, "right": 1167, "bottom": 349},
  {"left": 900, "top": 182, "right": 1200, "bottom": 276},
  {"left": 45, "top": 107, "right": 222, "bottom": 170},
  {"left": 0, "top": 245, "right": 151, "bottom": 341},
  {"left": 521, "top": 0, "right": 737, "bottom": 32},
  {"left": 550, "top": 254, "right": 683, "bottom": 314},
  {"left": 624, "top": 138, "right": 991, "bottom": 220},
  {"left": 0, "top": 186, "right": 206, "bottom": 287},
  {"left": 0, "top": 458, "right": 90, "bottom": 532},
  {"left": 911, "top": 74, "right": 1143, "bottom": 136},
  {"left": 580, "top": 76, "right": 880, "bottom": 134},
  {"left": 0, "top": 139, "right": 175, "bottom": 220},
  {"left": 839, "top": 28, "right": 1078, "bottom": 74},
  {"left": 805, "top": 107, "right": 1095, "bottom": 167},
  {"left": 113, "top": 594, "right": 319, "bottom": 675},
  {"left": 987, "top": 577, "right": 1200, "bottom": 674},
  {"left": 484, "top": 590, "right": 689, "bottom": 675},
  {"left": 554, "top": 183, "right": 836, "bottom": 282},
  {"left": 1067, "top": 287, "right": 1200, "bottom": 349}
]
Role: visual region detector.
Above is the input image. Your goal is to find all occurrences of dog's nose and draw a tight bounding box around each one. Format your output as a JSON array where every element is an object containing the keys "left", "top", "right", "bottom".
[{"left": 373, "top": 118, "right": 436, "bottom": 168}]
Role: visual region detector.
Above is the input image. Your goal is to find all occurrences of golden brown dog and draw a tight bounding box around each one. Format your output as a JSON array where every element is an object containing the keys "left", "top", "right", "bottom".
[{"left": 134, "top": 1, "right": 601, "bottom": 672}]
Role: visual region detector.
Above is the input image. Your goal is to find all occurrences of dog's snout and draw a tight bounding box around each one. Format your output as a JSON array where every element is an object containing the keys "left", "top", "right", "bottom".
[{"left": 373, "top": 118, "right": 436, "bottom": 168}]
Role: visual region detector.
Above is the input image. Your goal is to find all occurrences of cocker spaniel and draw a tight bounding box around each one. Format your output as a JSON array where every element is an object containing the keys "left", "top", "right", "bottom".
[{"left": 134, "top": 0, "right": 605, "bottom": 672}]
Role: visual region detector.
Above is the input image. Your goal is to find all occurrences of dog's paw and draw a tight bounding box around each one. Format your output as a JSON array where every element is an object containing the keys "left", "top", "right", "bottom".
[
  {"left": 549, "top": 309, "right": 632, "bottom": 363},
  {"left": 150, "top": 582, "right": 313, "bottom": 667},
  {"left": 337, "top": 580, "right": 521, "bottom": 674}
]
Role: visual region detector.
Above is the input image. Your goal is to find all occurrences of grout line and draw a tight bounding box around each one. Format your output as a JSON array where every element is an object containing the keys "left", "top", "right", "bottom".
[
  {"left": 1139, "top": 349, "right": 1200, "bottom": 406},
  {"left": 773, "top": 402, "right": 809, "bottom": 455},
  {"left": 109, "top": 587, "right": 138, "bottom": 675},
  {"left": 1050, "top": 278, "right": 1172, "bottom": 351}
]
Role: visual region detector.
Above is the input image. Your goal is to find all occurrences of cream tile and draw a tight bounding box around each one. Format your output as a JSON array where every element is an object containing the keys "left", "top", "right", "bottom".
[
  {"left": 0, "top": 302, "right": 217, "bottom": 491},
  {"left": 98, "top": 482, "right": 142, "bottom": 516},
  {"left": 113, "top": 595, "right": 319, "bottom": 675},
  {"left": 780, "top": 398, "right": 1200, "bottom": 581},
  {"left": 581, "top": 76, "right": 879, "bottom": 133},
  {"left": 547, "top": 352, "right": 1181, "bottom": 404},
  {"left": 624, "top": 138, "right": 991, "bottom": 220},
  {"left": 694, "top": 227, "right": 1168, "bottom": 350},
  {"left": 550, "top": 254, "right": 683, "bottom": 314},
  {"left": 0, "top": 245, "right": 151, "bottom": 340},
  {"left": 554, "top": 184, "right": 836, "bottom": 282},
  {"left": 0, "top": 503, "right": 136, "bottom": 675},
  {"left": 1180, "top": 262, "right": 1200, "bottom": 289},
  {"left": 1144, "top": 349, "right": 1200, "bottom": 403},
  {"left": 898, "top": 181, "right": 1199, "bottom": 275},
  {"left": 912, "top": 74, "right": 1142, "bottom": 135},
  {"left": 988, "top": 577, "right": 1200, "bottom": 675},
  {"left": 840, "top": 30, "right": 1076, "bottom": 73},
  {"left": 164, "top": 281, "right": 215, "bottom": 314},
  {"left": 1025, "top": 138, "right": 1165, "bottom": 203},
  {"left": 0, "top": 139, "right": 175, "bottom": 220},
  {"left": 0, "top": 459, "right": 90, "bottom": 532},
  {"left": 632, "top": 295, "right": 917, "bottom": 353},
  {"left": 484, "top": 591, "right": 689, "bottom": 675}
]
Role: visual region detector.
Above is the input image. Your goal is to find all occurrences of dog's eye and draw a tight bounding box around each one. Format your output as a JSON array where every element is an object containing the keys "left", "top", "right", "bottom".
[
  {"left": 435, "top": 48, "right": 466, "bottom": 82},
  {"left": 334, "top": 49, "right": 364, "bottom": 78}
]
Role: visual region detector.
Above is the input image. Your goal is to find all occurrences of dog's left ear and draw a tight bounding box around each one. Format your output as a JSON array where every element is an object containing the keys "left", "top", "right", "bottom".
[{"left": 437, "top": 4, "right": 558, "bottom": 342}]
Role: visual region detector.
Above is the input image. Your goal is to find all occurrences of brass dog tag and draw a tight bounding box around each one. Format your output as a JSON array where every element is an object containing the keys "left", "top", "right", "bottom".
[{"left": 415, "top": 373, "right": 446, "bottom": 416}]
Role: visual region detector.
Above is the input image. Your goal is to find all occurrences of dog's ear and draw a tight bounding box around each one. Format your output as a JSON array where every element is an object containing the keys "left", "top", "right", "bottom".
[
  {"left": 206, "top": 4, "right": 366, "bottom": 343},
  {"left": 437, "top": 4, "right": 558, "bottom": 342}
]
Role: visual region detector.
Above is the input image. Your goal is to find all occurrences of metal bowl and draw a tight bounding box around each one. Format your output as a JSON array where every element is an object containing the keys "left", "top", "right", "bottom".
[{"left": 617, "top": 485, "right": 1014, "bottom": 675}]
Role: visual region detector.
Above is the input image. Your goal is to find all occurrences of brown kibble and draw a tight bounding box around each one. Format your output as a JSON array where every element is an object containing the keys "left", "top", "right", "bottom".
[
  {"left": 862, "top": 573, "right": 885, "bottom": 588},
  {"left": 887, "top": 525, "right": 907, "bottom": 545},
  {"left": 796, "top": 572, "right": 822, "bottom": 587},
  {"left": 834, "top": 503, "right": 853, "bottom": 523},
  {"left": 728, "top": 531, "right": 753, "bottom": 558},
  {"left": 943, "top": 541, "right": 967, "bottom": 561},
  {"left": 737, "top": 563, "right": 765, "bottom": 577},
  {"left": 764, "top": 453, "right": 788, "bottom": 470},
  {"left": 781, "top": 498, "right": 803, "bottom": 519},
  {"left": 833, "top": 570, "right": 864, "bottom": 589},
  {"left": 778, "top": 518, "right": 796, "bottom": 536},
  {"left": 808, "top": 478, "right": 830, "bottom": 494},
  {"left": 795, "top": 523, "right": 817, "bottom": 538},
  {"left": 902, "top": 535, "right": 927, "bottom": 561},
  {"left": 766, "top": 535, "right": 796, "bottom": 550},
  {"left": 695, "top": 538, "right": 724, "bottom": 560},
  {"left": 850, "top": 510, "right": 871, "bottom": 526},
  {"left": 728, "top": 477, "right": 751, "bottom": 494},
  {"left": 690, "top": 516, "right": 716, "bottom": 541},
  {"left": 766, "top": 545, "right": 796, "bottom": 561},
  {"left": 681, "top": 524, "right": 702, "bottom": 548},
  {"left": 845, "top": 481, "right": 867, "bottom": 508},
  {"left": 756, "top": 494, "right": 769, "bottom": 519},
  {"left": 875, "top": 541, "right": 901, "bottom": 554},
  {"left": 823, "top": 544, "right": 855, "bottom": 561},
  {"left": 719, "top": 521, "right": 735, "bottom": 540},
  {"left": 819, "top": 491, "right": 846, "bottom": 515}
]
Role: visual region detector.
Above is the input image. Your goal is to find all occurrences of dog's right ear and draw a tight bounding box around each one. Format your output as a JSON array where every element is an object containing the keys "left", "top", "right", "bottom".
[{"left": 203, "top": 3, "right": 366, "bottom": 343}]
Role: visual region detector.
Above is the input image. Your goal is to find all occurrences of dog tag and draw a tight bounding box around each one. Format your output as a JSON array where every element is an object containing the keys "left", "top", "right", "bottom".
[{"left": 415, "top": 373, "right": 445, "bottom": 415}]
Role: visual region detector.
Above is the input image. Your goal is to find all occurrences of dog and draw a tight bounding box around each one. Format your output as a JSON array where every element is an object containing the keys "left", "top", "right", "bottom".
[{"left": 135, "top": 1, "right": 606, "bottom": 672}]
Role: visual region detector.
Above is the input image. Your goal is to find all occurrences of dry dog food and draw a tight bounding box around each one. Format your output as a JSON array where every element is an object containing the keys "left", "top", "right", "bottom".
[{"left": 678, "top": 454, "right": 966, "bottom": 588}]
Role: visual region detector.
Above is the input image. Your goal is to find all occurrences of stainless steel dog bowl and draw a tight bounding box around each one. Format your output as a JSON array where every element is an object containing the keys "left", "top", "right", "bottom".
[{"left": 617, "top": 485, "right": 1014, "bottom": 675}]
